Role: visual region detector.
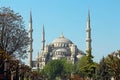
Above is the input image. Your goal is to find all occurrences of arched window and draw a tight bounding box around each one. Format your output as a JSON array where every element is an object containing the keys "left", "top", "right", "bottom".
[{"left": 62, "top": 43, "right": 64, "bottom": 47}]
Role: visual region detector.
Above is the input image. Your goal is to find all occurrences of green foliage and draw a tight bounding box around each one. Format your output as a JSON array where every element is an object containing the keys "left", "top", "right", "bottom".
[
  {"left": 76, "top": 55, "right": 97, "bottom": 79},
  {"left": 96, "top": 50, "right": 120, "bottom": 80},
  {"left": 105, "top": 51, "right": 120, "bottom": 80},
  {"left": 86, "top": 50, "right": 93, "bottom": 63},
  {"left": 42, "top": 59, "right": 74, "bottom": 79},
  {"left": 63, "top": 60, "right": 74, "bottom": 74},
  {"left": 95, "top": 57, "right": 111, "bottom": 80}
]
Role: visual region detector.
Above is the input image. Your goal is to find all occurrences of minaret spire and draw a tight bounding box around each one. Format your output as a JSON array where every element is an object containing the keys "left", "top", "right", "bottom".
[
  {"left": 30, "top": 11, "right": 32, "bottom": 23},
  {"left": 42, "top": 24, "right": 45, "bottom": 51},
  {"left": 28, "top": 11, "right": 33, "bottom": 67},
  {"left": 86, "top": 10, "right": 92, "bottom": 57}
]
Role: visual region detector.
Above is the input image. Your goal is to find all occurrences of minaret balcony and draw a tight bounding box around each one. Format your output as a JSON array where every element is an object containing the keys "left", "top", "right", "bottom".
[
  {"left": 28, "top": 29, "right": 33, "bottom": 32},
  {"left": 86, "top": 29, "right": 91, "bottom": 32},
  {"left": 86, "top": 39, "right": 91, "bottom": 42}
]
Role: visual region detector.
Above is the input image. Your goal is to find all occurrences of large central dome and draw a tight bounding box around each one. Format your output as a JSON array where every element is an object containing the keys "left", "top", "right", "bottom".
[{"left": 52, "top": 34, "right": 73, "bottom": 44}]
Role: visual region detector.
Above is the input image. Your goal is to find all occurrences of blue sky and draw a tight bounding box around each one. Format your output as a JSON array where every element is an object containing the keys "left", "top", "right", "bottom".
[{"left": 1, "top": 0, "right": 120, "bottom": 63}]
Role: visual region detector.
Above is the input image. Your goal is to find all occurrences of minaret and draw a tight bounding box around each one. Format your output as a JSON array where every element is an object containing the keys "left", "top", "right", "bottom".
[
  {"left": 86, "top": 10, "right": 92, "bottom": 57},
  {"left": 42, "top": 25, "right": 45, "bottom": 51},
  {"left": 37, "top": 52, "right": 39, "bottom": 72},
  {"left": 28, "top": 11, "right": 33, "bottom": 67}
]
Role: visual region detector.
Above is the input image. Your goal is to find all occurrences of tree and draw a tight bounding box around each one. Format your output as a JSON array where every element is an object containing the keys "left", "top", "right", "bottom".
[
  {"left": 76, "top": 55, "right": 97, "bottom": 80},
  {"left": 86, "top": 49, "right": 94, "bottom": 63},
  {"left": 95, "top": 50, "right": 120, "bottom": 80},
  {"left": 43, "top": 59, "right": 64, "bottom": 79},
  {"left": 63, "top": 60, "right": 74, "bottom": 74},
  {"left": 0, "top": 7, "right": 28, "bottom": 59},
  {"left": 42, "top": 59, "right": 74, "bottom": 79},
  {"left": 95, "top": 57, "right": 111, "bottom": 80},
  {"left": 76, "top": 56, "right": 88, "bottom": 77},
  {"left": 105, "top": 50, "right": 120, "bottom": 80}
]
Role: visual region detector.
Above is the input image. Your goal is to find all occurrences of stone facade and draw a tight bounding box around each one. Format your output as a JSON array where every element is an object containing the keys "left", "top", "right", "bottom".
[
  {"left": 28, "top": 11, "right": 92, "bottom": 70},
  {"left": 33, "top": 34, "right": 85, "bottom": 69}
]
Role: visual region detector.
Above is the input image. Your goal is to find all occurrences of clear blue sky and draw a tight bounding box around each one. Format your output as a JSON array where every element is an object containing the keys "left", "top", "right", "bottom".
[{"left": 1, "top": 0, "right": 120, "bottom": 63}]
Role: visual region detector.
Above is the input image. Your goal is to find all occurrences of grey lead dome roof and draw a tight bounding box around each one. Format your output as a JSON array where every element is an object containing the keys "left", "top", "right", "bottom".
[{"left": 52, "top": 34, "right": 73, "bottom": 44}]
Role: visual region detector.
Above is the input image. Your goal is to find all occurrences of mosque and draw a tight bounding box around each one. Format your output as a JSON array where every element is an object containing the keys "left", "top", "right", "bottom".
[{"left": 27, "top": 11, "right": 92, "bottom": 70}]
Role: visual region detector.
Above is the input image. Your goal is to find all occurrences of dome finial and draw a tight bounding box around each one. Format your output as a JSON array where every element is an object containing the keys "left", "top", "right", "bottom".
[{"left": 60, "top": 33, "right": 64, "bottom": 38}]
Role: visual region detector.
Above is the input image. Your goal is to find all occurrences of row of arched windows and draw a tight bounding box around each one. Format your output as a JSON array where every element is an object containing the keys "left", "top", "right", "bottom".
[
  {"left": 54, "top": 43, "right": 68, "bottom": 47},
  {"left": 54, "top": 51, "right": 66, "bottom": 55}
]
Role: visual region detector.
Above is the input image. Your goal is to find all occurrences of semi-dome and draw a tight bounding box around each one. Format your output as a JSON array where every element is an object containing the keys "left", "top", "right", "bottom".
[
  {"left": 52, "top": 34, "right": 73, "bottom": 44},
  {"left": 55, "top": 48, "right": 67, "bottom": 52}
]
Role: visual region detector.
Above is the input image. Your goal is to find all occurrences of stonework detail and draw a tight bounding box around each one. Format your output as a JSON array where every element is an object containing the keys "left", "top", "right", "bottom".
[
  {"left": 29, "top": 11, "right": 92, "bottom": 70},
  {"left": 33, "top": 34, "right": 85, "bottom": 70}
]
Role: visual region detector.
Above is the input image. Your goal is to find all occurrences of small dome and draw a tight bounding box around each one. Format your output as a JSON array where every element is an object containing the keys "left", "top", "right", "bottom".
[
  {"left": 52, "top": 34, "right": 72, "bottom": 44},
  {"left": 77, "top": 54, "right": 84, "bottom": 59}
]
